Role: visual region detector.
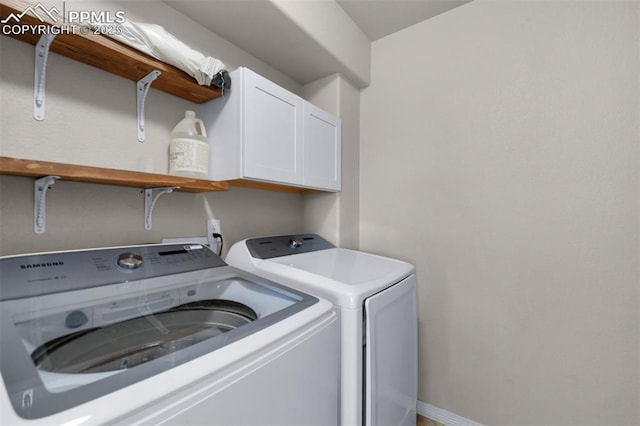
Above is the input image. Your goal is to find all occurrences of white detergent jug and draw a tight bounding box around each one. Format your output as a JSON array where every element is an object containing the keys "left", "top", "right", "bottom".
[{"left": 169, "top": 110, "right": 209, "bottom": 178}]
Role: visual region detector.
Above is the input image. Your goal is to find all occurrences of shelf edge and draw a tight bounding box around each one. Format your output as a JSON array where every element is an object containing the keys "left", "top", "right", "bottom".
[{"left": 0, "top": 157, "right": 228, "bottom": 193}]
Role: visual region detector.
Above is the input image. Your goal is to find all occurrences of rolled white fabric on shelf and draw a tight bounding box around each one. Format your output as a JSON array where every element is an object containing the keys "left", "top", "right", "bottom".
[{"left": 90, "top": 20, "right": 226, "bottom": 87}]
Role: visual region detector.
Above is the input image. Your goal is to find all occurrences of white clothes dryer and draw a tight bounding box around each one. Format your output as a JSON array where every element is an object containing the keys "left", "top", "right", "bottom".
[
  {"left": 227, "top": 234, "right": 418, "bottom": 426},
  {"left": 0, "top": 243, "right": 338, "bottom": 425}
]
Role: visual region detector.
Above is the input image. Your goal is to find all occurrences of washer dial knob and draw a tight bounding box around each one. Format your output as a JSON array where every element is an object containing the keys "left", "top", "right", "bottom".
[{"left": 117, "top": 252, "right": 144, "bottom": 269}]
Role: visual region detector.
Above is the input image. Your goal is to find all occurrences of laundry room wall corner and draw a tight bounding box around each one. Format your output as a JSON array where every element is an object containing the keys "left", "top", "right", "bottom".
[{"left": 302, "top": 74, "right": 360, "bottom": 250}]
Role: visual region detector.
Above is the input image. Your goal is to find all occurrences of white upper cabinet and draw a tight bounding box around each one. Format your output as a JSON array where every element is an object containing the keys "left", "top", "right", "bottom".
[
  {"left": 303, "top": 102, "right": 341, "bottom": 191},
  {"left": 201, "top": 67, "right": 341, "bottom": 192},
  {"left": 244, "top": 71, "right": 303, "bottom": 185}
]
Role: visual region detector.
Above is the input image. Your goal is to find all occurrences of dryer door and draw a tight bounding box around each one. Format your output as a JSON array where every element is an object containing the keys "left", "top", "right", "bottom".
[{"left": 364, "top": 274, "right": 418, "bottom": 426}]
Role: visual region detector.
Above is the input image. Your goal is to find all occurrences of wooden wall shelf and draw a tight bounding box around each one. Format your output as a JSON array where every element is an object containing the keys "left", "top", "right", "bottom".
[
  {"left": 0, "top": 157, "right": 228, "bottom": 193},
  {"left": 0, "top": 0, "right": 222, "bottom": 103}
]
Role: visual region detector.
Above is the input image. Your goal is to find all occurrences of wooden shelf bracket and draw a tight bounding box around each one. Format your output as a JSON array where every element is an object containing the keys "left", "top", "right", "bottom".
[
  {"left": 144, "top": 186, "right": 178, "bottom": 230},
  {"left": 137, "top": 70, "right": 162, "bottom": 142},
  {"left": 34, "top": 175, "right": 60, "bottom": 234},
  {"left": 33, "top": 33, "right": 56, "bottom": 121}
]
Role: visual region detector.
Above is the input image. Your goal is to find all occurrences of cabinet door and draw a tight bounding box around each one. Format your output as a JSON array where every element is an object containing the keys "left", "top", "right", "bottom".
[
  {"left": 303, "top": 102, "right": 341, "bottom": 191},
  {"left": 243, "top": 70, "right": 303, "bottom": 185}
]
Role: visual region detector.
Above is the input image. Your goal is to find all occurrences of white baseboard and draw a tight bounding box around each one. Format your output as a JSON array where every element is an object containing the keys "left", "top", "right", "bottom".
[{"left": 417, "top": 401, "right": 484, "bottom": 426}]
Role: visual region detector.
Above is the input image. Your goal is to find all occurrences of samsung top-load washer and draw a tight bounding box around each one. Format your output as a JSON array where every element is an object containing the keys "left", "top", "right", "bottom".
[
  {"left": 0, "top": 243, "right": 339, "bottom": 425},
  {"left": 227, "top": 234, "right": 418, "bottom": 426}
]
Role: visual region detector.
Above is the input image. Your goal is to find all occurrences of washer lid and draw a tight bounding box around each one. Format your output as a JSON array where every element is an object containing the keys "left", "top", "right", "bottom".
[{"left": 264, "top": 248, "right": 415, "bottom": 308}]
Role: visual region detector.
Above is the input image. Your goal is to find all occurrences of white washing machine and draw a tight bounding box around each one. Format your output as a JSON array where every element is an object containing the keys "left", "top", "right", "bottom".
[
  {"left": 227, "top": 234, "right": 418, "bottom": 426},
  {"left": 0, "top": 243, "right": 338, "bottom": 425}
]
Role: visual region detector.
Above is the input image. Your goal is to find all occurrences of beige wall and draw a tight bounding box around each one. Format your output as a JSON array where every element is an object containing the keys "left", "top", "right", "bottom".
[
  {"left": 336, "top": 75, "right": 361, "bottom": 249},
  {"left": 0, "top": 1, "right": 306, "bottom": 256},
  {"left": 360, "top": 1, "right": 639, "bottom": 425}
]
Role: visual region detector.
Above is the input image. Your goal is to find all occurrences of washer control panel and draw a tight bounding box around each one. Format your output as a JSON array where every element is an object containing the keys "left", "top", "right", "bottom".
[
  {"left": 0, "top": 244, "right": 226, "bottom": 301},
  {"left": 246, "top": 234, "right": 335, "bottom": 259}
]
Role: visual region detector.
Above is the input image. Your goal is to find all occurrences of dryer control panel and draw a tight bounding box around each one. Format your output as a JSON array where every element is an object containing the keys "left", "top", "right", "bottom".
[{"left": 246, "top": 234, "right": 334, "bottom": 259}]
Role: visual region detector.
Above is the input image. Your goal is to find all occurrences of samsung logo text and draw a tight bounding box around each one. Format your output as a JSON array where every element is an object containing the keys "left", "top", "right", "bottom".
[{"left": 20, "top": 261, "right": 64, "bottom": 269}]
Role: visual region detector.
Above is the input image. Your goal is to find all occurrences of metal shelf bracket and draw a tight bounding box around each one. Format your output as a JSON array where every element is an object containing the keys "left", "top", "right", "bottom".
[
  {"left": 34, "top": 175, "right": 60, "bottom": 234},
  {"left": 34, "top": 33, "right": 57, "bottom": 121},
  {"left": 137, "top": 70, "right": 162, "bottom": 142},
  {"left": 144, "top": 186, "right": 178, "bottom": 230}
]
